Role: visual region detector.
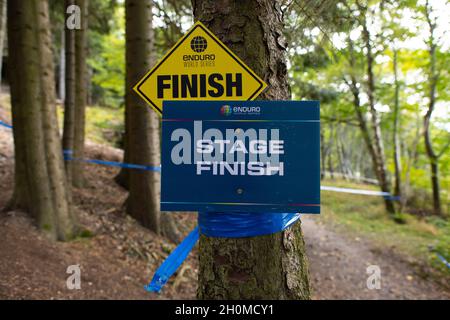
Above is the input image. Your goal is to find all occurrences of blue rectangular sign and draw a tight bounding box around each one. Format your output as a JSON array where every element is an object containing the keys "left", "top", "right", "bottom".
[{"left": 161, "top": 100, "right": 320, "bottom": 213}]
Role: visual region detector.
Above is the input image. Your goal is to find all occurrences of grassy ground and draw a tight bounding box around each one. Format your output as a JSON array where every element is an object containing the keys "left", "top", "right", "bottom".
[
  {"left": 56, "top": 104, "right": 124, "bottom": 146},
  {"left": 321, "top": 179, "right": 450, "bottom": 277},
  {"left": 0, "top": 94, "right": 124, "bottom": 148}
]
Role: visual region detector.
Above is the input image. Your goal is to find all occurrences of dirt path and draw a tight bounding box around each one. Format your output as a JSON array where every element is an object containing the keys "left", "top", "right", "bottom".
[{"left": 302, "top": 215, "right": 449, "bottom": 299}]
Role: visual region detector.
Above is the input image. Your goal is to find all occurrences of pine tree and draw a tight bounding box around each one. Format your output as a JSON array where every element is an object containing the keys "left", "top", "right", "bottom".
[{"left": 7, "top": 0, "right": 76, "bottom": 240}]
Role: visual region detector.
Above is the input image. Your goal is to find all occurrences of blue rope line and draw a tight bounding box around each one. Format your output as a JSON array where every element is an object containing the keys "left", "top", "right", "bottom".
[
  {"left": 436, "top": 253, "right": 450, "bottom": 269},
  {"left": 2, "top": 122, "right": 161, "bottom": 172},
  {"left": 63, "top": 150, "right": 161, "bottom": 172},
  {"left": 146, "top": 212, "right": 301, "bottom": 293},
  {"left": 0, "top": 120, "right": 13, "bottom": 129}
]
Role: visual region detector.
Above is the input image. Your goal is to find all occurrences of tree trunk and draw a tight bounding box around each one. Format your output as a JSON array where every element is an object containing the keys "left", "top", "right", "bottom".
[
  {"left": 59, "top": 28, "right": 66, "bottom": 102},
  {"left": 320, "top": 128, "right": 325, "bottom": 179},
  {"left": 72, "top": 0, "right": 88, "bottom": 188},
  {"left": 193, "top": 0, "right": 311, "bottom": 300},
  {"left": 0, "top": 0, "right": 6, "bottom": 89},
  {"left": 392, "top": 49, "right": 402, "bottom": 201},
  {"left": 124, "top": 0, "right": 181, "bottom": 242},
  {"left": 346, "top": 30, "right": 395, "bottom": 215},
  {"left": 7, "top": 0, "right": 76, "bottom": 240},
  {"left": 423, "top": 0, "right": 442, "bottom": 216},
  {"left": 62, "top": 0, "right": 76, "bottom": 186},
  {"left": 361, "top": 20, "right": 395, "bottom": 215}
]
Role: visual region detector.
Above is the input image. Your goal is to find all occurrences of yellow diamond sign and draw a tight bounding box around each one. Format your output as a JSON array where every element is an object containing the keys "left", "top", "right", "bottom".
[{"left": 133, "top": 21, "right": 267, "bottom": 115}]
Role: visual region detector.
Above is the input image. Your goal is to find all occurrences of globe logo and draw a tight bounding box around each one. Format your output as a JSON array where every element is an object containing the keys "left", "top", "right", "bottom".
[
  {"left": 190, "top": 36, "right": 208, "bottom": 53},
  {"left": 220, "top": 105, "right": 232, "bottom": 116}
]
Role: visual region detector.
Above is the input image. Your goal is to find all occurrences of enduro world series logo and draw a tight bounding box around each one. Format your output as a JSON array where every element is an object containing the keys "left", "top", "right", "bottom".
[
  {"left": 220, "top": 104, "right": 261, "bottom": 116},
  {"left": 170, "top": 105, "right": 284, "bottom": 177}
]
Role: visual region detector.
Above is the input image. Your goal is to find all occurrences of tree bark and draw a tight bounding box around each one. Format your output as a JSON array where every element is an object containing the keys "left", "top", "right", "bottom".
[
  {"left": 361, "top": 19, "right": 395, "bottom": 215},
  {"left": 72, "top": 0, "right": 88, "bottom": 188},
  {"left": 62, "top": 0, "right": 76, "bottom": 186},
  {"left": 0, "top": 0, "right": 6, "bottom": 89},
  {"left": 392, "top": 49, "right": 402, "bottom": 201},
  {"left": 423, "top": 0, "right": 442, "bottom": 216},
  {"left": 346, "top": 28, "right": 395, "bottom": 215},
  {"left": 7, "top": 0, "right": 76, "bottom": 240},
  {"left": 320, "top": 128, "right": 325, "bottom": 179},
  {"left": 124, "top": 0, "right": 181, "bottom": 242},
  {"left": 59, "top": 28, "right": 66, "bottom": 102},
  {"left": 193, "top": 0, "right": 311, "bottom": 299}
]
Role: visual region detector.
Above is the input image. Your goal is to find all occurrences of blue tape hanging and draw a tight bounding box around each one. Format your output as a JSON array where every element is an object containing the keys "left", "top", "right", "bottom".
[
  {"left": 436, "top": 253, "right": 450, "bottom": 269},
  {"left": 146, "top": 226, "right": 200, "bottom": 292},
  {"left": 146, "top": 212, "right": 300, "bottom": 293},
  {"left": 0, "top": 120, "right": 13, "bottom": 129},
  {"left": 63, "top": 150, "right": 161, "bottom": 172}
]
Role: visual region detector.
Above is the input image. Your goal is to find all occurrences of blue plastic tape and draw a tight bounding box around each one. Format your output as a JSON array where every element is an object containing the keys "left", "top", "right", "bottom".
[
  {"left": 436, "top": 253, "right": 450, "bottom": 269},
  {"left": 146, "top": 212, "right": 301, "bottom": 293},
  {"left": 199, "top": 212, "right": 300, "bottom": 238},
  {"left": 145, "top": 226, "right": 200, "bottom": 292},
  {"left": 0, "top": 120, "right": 13, "bottom": 129},
  {"left": 63, "top": 150, "right": 161, "bottom": 172}
]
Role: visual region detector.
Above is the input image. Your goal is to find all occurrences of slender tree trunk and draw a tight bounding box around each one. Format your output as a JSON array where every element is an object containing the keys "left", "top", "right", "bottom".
[
  {"left": 124, "top": 0, "right": 181, "bottom": 242},
  {"left": 0, "top": 0, "right": 6, "bottom": 89},
  {"left": 392, "top": 49, "right": 402, "bottom": 202},
  {"left": 404, "top": 112, "right": 421, "bottom": 209},
  {"left": 115, "top": 114, "right": 130, "bottom": 189},
  {"left": 7, "top": 0, "right": 76, "bottom": 240},
  {"left": 328, "top": 122, "right": 334, "bottom": 179},
  {"left": 423, "top": 0, "right": 442, "bottom": 216},
  {"left": 320, "top": 128, "right": 325, "bottom": 179},
  {"left": 62, "top": 0, "right": 76, "bottom": 186},
  {"left": 59, "top": 28, "right": 66, "bottom": 102},
  {"left": 335, "top": 126, "right": 346, "bottom": 179},
  {"left": 193, "top": 0, "right": 311, "bottom": 299},
  {"left": 72, "top": 0, "right": 88, "bottom": 188},
  {"left": 361, "top": 21, "right": 395, "bottom": 215}
]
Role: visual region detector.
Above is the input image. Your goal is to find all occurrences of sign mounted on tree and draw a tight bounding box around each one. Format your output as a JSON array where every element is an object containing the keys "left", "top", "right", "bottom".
[
  {"left": 161, "top": 100, "right": 321, "bottom": 213},
  {"left": 133, "top": 21, "right": 267, "bottom": 115}
]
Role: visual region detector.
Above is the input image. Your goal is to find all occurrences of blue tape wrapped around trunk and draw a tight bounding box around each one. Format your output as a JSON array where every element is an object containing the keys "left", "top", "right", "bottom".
[{"left": 145, "top": 212, "right": 300, "bottom": 293}]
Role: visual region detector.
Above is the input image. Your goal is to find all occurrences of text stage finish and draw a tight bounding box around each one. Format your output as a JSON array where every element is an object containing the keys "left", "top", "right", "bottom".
[{"left": 161, "top": 101, "right": 321, "bottom": 213}]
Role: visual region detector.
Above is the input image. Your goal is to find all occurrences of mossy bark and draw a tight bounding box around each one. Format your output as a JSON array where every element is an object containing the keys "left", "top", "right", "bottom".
[
  {"left": 8, "top": 0, "right": 76, "bottom": 240},
  {"left": 62, "top": 0, "right": 76, "bottom": 186},
  {"left": 192, "top": 0, "right": 311, "bottom": 299},
  {"left": 72, "top": 0, "right": 88, "bottom": 188}
]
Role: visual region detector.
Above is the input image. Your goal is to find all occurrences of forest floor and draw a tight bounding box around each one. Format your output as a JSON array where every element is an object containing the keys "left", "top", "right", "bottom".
[{"left": 0, "top": 103, "right": 449, "bottom": 300}]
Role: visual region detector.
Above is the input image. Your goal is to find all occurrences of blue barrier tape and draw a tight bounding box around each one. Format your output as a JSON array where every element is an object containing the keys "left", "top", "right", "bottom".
[
  {"left": 63, "top": 150, "right": 161, "bottom": 172},
  {"left": 436, "top": 253, "right": 450, "bottom": 269},
  {"left": 145, "top": 226, "right": 200, "bottom": 292},
  {"left": 199, "top": 212, "right": 300, "bottom": 238},
  {"left": 321, "top": 185, "right": 400, "bottom": 200},
  {"left": 146, "top": 212, "right": 301, "bottom": 293},
  {"left": 0, "top": 120, "right": 13, "bottom": 129}
]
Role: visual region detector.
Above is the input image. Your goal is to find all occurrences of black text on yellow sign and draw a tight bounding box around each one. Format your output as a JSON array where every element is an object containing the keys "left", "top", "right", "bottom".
[{"left": 133, "top": 21, "right": 267, "bottom": 115}]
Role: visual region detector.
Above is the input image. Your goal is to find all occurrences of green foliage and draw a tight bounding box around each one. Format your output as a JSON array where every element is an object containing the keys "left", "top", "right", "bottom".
[
  {"left": 287, "top": 0, "right": 450, "bottom": 216},
  {"left": 88, "top": 6, "right": 125, "bottom": 108},
  {"left": 85, "top": 104, "right": 124, "bottom": 147}
]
